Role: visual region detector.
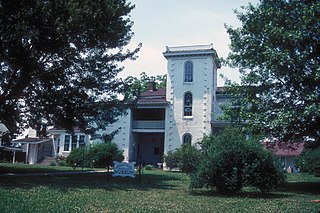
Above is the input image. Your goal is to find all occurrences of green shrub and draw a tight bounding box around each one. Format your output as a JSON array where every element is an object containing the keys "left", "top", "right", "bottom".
[
  {"left": 164, "top": 143, "right": 201, "bottom": 173},
  {"left": 88, "top": 143, "right": 124, "bottom": 169},
  {"left": 144, "top": 164, "right": 154, "bottom": 170},
  {"left": 57, "top": 160, "right": 67, "bottom": 167},
  {"left": 66, "top": 142, "right": 124, "bottom": 169},
  {"left": 296, "top": 149, "right": 320, "bottom": 176},
  {"left": 49, "top": 162, "right": 57, "bottom": 166},
  {"left": 190, "top": 127, "right": 286, "bottom": 193},
  {"left": 164, "top": 150, "right": 179, "bottom": 169},
  {"left": 177, "top": 143, "right": 201, "bottom": 174},
  {"left": 66, "top": 147, "right": 85, "bottom": 167}
]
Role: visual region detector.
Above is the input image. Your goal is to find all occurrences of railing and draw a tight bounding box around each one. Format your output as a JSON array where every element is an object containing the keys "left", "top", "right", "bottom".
[
  {"left": 165, "top": 44, "right": 213, "bottom": 52},
  {"left": 132, "top": 120, "right": 165, "bottom": 129}
]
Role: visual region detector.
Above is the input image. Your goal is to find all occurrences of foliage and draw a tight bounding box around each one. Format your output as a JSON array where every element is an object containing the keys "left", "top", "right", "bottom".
[
  {"left": 191, "top": 128, "right": 285, "bottom": 193},
  {"left": 224, "top": 0, "right": 320, "bottom": 142},
  {"left": 295, "top": 148, "right": 320, "bottom": 176},
  {"left": 0, "top": 169, "right": 319, "bottom": 212},
  {"left": 164, "top": 143, "right": 201, "bottom": 174},
  {"left": 164, "top": 150, "right": 179, "bottom": 169},
  {"left": 143, "top": 164, "right": 155, "bottom": 170},
  {"left": 0, "top": 0, "right": 141, "bottom": 135},
  {"left": 87, "top": 143, "right": 124, "bottom": 168},
  {"left": 49, "top": 162, "right": 57, "bottom": 166},
  {"left": 66, "top": 142, "right": 124, "bottom": 168},
  {"left": 123, "top": 72, "right": 167, "bottom": 100},
  {"left": 57, "top": 160, "right": 67, "bottom": 167},
  {"left": 66, "top": 147, "right": 86, "bottom": 167}
]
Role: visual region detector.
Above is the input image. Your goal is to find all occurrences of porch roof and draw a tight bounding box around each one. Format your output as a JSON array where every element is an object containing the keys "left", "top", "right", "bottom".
[
  {"left": 12, "top": 137, "right": 52, "bottom": 144},
  {"left": 0, "top": 145, "right": 23, "bottom": 151}
]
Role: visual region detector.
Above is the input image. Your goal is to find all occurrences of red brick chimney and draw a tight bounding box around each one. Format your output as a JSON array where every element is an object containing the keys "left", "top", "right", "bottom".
[{"left": 147, "top": 77, "right": 157, "bottom": 91}]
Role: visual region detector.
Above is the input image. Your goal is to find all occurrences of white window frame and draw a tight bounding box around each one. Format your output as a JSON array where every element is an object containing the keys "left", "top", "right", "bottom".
[{"left": 184, "top": 61, "right": 193, "bottom": 83}]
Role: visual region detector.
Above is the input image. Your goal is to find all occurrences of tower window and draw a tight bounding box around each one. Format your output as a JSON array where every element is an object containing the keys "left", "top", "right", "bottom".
[
  {"left": 184, "top": 61, "right": 193, "bottom": 82},
  {"left": 184, "top": 92, "right": 193, "bottom": 116},
  {"left": 183, "top": 133, "right": 192, "bottom": 145}
]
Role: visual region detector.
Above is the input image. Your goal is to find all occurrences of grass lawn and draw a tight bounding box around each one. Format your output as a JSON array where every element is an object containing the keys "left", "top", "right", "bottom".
[
  {"left": 0, "top": 163, "right": 100, "bottom": 174},
  {"left": 0, "top": 164, "right": 319, "bottom": 212}
]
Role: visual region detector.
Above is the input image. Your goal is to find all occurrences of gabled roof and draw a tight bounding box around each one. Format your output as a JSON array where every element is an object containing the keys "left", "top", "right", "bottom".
[{"left": 137, "top": 88, "right": 167, "bottom": 105}]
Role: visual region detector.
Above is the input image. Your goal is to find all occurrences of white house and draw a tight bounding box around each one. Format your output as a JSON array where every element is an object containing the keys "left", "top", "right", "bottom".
[
  {"left": 49, "top": 127, "right": 90, "bottom": 158},
  {"left": 7, "top": 44, "right": 304, "bottom": 168},
  {"left": 99, "top": 44, "right": 227, "bottom": 165},
  {"left": 8, "top": 44, "right": 227, "bottom": 165},
  {"left": 11, "top": 127, "right": 90, "bottom": 164}
]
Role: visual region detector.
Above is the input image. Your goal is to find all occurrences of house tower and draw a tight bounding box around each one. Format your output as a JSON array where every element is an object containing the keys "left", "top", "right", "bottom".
[{"left": 163, "top": 44, "right": 221, "bottom": 153}]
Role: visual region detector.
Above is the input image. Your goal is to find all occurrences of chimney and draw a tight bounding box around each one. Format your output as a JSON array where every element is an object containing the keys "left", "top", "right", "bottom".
[{"left": 147, "top": 77, "right": 157, "bottom": 91}]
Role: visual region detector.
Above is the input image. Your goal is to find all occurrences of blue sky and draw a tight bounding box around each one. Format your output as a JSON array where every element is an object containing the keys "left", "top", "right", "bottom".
[{"left": 121, "top": 0, "right": 259, "bottom": 86}]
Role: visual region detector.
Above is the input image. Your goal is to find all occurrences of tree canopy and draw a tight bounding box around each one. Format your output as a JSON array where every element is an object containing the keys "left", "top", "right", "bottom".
[
  {"left": 123, "top": 72, "right": 167, "bottom": 100},
  {"left": 0, "top": 0, "right": 140, "bottom": 135},
  {"left": 225, "top": 0, "right": 320, "bottom": 142}
]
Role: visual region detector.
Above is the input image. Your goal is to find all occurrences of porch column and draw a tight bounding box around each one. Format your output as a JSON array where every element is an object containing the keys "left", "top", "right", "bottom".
[
  {"left": 12, "top": 150, "right": 16, "bottom": 163},
  {"left": 25, "top": 143, "right": 29, "bottom": 164},
  {"left": 52, "top": 136, "right": 56, "bottom": 158}
]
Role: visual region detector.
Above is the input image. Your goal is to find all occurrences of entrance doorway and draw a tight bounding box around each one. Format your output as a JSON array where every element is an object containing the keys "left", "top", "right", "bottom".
[{"left": 134, "top": 133, "right": 164, "bottom": 166}]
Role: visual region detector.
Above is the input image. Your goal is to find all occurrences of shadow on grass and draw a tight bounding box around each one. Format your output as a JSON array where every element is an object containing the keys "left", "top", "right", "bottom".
[
  {"left": 190, "top": 180, "right": 320, "bottom": 199},
  {"left": 278, "top": 181, "right": 320, "bottom": 195},
  {"left": 0, "top": 171, "right": 182, "bottom": 192},
  {"left": 190, "top": 189, "right": 289, "bottom": 199},
  {"left": 0, "top": 164, "right": 93, "bottom": 174}
]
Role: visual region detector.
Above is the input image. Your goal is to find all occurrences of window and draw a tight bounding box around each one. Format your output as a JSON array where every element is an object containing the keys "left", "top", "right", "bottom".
[
  {"left": 184, "top": 61, "right": 193, "bottom": 82},
  {"left": 184, "top": 92, "right": 193, "bottom": 116},
  {"left": 57, "top": 139, "right": 60, "bottom": 153},
  {"left": 71, "top": 136, "right": 77, "bottom": 150},
  {"left": 79, "top": 135, "right": 85, "bottom": 148},
  {"left": 280, "top": 157, "right": 286, "bottom": 169},
  {"left": 64, "top": 135, "right": 70, "bottom": 151},
  {"left": 183, "top": 133, "right": 192, "bottom": 145}
]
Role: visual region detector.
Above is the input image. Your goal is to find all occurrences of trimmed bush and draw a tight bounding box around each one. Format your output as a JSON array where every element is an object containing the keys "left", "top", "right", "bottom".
[
  {"left": 87, "top": 143, "right": 124, "bottom": 169},
  {"left": 164, "top": 143, "right": 201, "bottom": 173},
  {"left": 66, "top": 147, "right": 85, "bottom": 167},
  {"left": 66, "top": 142, "right": 124, "bottom": 169},
  {"left": 190, "top": 127, "right": 286, "bottom": 193}
]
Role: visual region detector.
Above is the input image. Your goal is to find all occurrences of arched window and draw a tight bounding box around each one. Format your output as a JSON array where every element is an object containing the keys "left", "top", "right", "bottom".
[
  {"left": 184, "top": 92, "right": 192, "bottom": 116},
  {"left": 183, "top": 133, "right": 192, "bottom": 145},
  {"left": 184, "top": 61, "right": 193, "bottom": 82}
]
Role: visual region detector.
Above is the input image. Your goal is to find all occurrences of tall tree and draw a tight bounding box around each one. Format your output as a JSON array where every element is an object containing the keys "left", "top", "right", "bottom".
[
  {"left": 123, "top": 72, "right": 167, "bottom": 100},
  {"left": 0, "top": 0, "right": 141, "bottom": 135},
  {"left": 225, "top": 0, "right": 320, "bottom": 142}
]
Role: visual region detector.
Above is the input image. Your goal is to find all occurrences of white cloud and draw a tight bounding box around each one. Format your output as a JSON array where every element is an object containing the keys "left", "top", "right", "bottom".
[{"left": 121, "top": 0, "right": 259, "bottom": 85}]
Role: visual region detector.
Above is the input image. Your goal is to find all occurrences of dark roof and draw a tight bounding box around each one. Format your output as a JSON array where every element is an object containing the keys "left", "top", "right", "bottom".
[
  {"left": 263, "top": 142, "right": 304, "bottom": 157},
  {"left": 216, "top": 87, "right": 227, "bottom": 94},
  {"left": 137, "top": 88, "right": 167, "bottom": 104}
]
